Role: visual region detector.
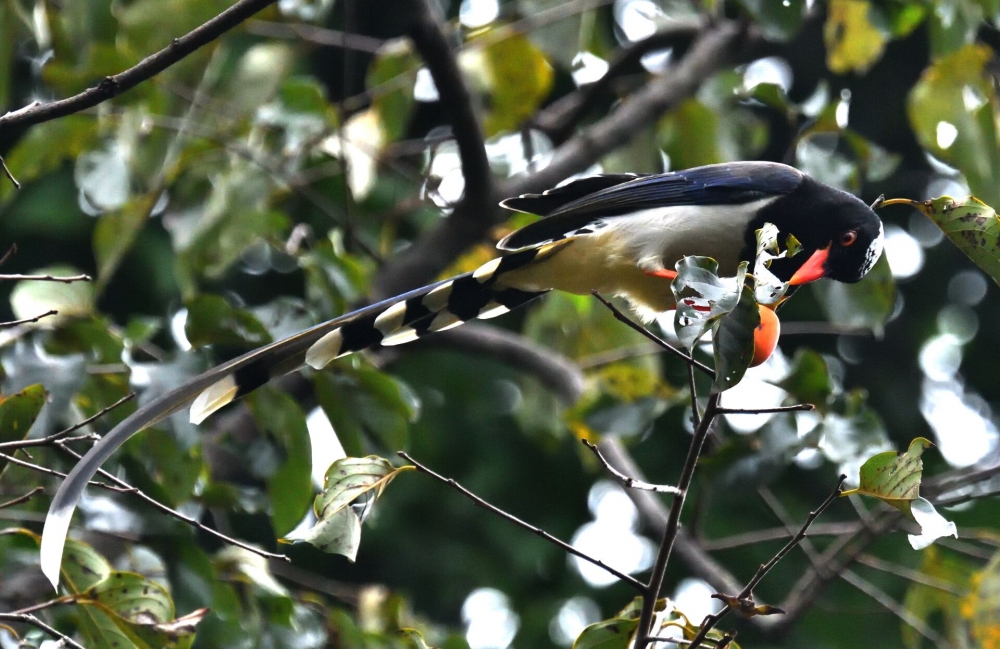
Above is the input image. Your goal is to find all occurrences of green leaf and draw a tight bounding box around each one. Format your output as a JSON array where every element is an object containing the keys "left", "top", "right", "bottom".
[
  {"left": 572, "top": 617, "right": 639, "bottom": 649},
  {"left": 672, "top": 257, "right": 748, "bottom": 351},
  {"left": 82, "top": 572, "right": 174, "bottom": 624},
  {"left": 711, "top": 285, "right": 759, "bottom": 393},
  {"left": 314, "top": 367, "right": 418, "bottom": 454},
  {"left": 884, "top": 196, "right": 1000, "bottom": 286},
  {"left": 0, "top": 383, "right": 46, "bottom": 443},
  {"left": 290, "top": 506, "right": 362, "bottom": 561},
  {"left": 842, "top": 437, "right": 933, "bottom": 515},
  {"left": 247, "top": 389, "right": 313, "bottom": 536},
  {"left": 812, "top": 251, "right": 895, "bottom": 334},
  {"left": 470, "top": 31, "right": 554, "bottom": 137},
  {"left": 312, "top": 456, "right": 411, "bottom": 521},
  {"left": 184, "top": 294, "right": 273, "bottom": 350},
  {"left": 736, "top": 0, "right": 805, "bottom": 41},
  {"left": 777, "top": 349, "right": 833, "bottom": 409},
  {"left": 93, "top": 194, "right": 157, "bottom": 293},
  {"left": 367, "top": 39, "right": 420, "bottom": 143},
  {"left": 658, "top": 99, "right": 722, "bottom": 170},
  {"left": 908, "top": 44, "right": 1000, "bottom": 208},
  {"left": 824, "top": 0, "right": 889, "bottom": 74},
  {"left": 61, "top": 538, "right": 114, "bottom": 593}
]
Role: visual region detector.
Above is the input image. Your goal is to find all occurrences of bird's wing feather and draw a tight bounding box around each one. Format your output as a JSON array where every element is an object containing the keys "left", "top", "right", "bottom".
[
  {"left": 498, "top": 162, "right": 802, "bottom": 251},
  {"left": 500, "top": 174, "right": 644, "bottom": 215}
]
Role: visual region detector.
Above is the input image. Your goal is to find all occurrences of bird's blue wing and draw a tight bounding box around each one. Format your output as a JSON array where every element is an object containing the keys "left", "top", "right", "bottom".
[{"left": 498, "top": 162, "right": 802, "bottom": 251}]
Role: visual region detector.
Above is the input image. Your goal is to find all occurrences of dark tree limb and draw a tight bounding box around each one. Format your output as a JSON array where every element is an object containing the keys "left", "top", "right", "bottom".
[
  {"left": 372, "top": 20, "right": 756, "bottom": 297},
  {"left": 373, "top": 0, "right": 494, "bottom": 299},
  {"left": 0, "top": 0, "right": 280, "bottom": 137}
]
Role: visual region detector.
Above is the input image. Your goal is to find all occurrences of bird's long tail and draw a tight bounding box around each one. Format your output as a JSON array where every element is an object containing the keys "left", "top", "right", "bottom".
[{"left": 40, "top": 242, "right": 567, "bottom": 589}]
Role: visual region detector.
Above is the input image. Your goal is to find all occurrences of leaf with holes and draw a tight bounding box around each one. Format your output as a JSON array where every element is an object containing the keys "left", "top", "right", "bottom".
[
  {"left": 0, "top": 384, "right": 47, "bottom": 475},
  {"left": 672, "top": 257, "right": 748, "bottom": 351},
  {"left": 312, "top": 456, "right": 411, "bottom": 520},
  {"left": 841, "top": 437, "right": 933, "bottom": 516},
  {"left": 884, "top": 195, "right": 1000, "bottom": 286}
]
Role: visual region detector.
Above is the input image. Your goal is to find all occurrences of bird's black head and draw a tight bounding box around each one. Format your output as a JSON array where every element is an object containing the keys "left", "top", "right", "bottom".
[{"left": 755, "top": 174, "right": 884, "bottom": 285}]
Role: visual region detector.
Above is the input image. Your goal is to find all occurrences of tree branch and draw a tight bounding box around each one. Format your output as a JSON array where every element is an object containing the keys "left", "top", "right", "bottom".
[
  {"left": 637, "top": 392, "right": 721, "bottom": 646},
  {"left": 687, "top": 476, "right": 847, "bottom": 649},
  {"left": 581, "top": 439, "right": 682, "bottom": 494},
  {"left": 0, "top": 0, "right": 279, "bottom": 136},
  {"left": 372, "top": 20, "right": 755, "bottom": 297},
  {"left": 398, "top": 451, "right": 646, "bottom": 592},
  {"left": 373, "top": 0, "right": 494, "bottom": 299},
  {"left": 0, "top": 612, "right": 86, "bottom": 649}
]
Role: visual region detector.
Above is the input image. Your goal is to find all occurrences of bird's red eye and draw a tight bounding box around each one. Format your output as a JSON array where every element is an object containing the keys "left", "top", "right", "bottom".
[{"left": 840, "top": 230, "right": 858, "bottom": 246}]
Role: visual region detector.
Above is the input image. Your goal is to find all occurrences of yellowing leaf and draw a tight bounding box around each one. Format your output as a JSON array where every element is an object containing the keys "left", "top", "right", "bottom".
[
  {"left": 825, "top": 0, "right": 888, "bottom": 74},
  {"left": 464, "top": 31, "right": 554, "bottom": 137},
  {"left": 883, "top": 196, "right": 1000, "bottom": 286},
  {"left": 971, "top": 551, "right": 1000, "bottom": 648},
  {"left": 907, "top": 44, "right": 1000, "bottom": 208},
  {"left": 841, "top": 437, "right": 933, "bottom": 516}
]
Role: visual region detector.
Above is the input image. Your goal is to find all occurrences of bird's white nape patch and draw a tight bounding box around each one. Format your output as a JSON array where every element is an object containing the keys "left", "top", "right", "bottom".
[
  {"left": 473, "top": 258, "right": 502, "bottom": 282},
  {"left": 190, "top": 376, "right": 239, "bottom": 424},
  {"left": 381, "top": 327, "right": 421, "bottom": 346},
  {"left": 374, "top": 301, "right": 408, "bottom": 336},
  {"left": 861, "top": 221, "right": 885, "bottom": 278},
  {"left": 305, "top": 328, "right": 345, "bottom": 370},
  {"left": 477, "top": 301, "right": 510, "bottom": 319}
]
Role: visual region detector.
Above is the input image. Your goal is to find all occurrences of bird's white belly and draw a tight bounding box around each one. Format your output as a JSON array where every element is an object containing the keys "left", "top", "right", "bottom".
[{"left": 497, "top": 200, "right": 770, "bottom": 319}]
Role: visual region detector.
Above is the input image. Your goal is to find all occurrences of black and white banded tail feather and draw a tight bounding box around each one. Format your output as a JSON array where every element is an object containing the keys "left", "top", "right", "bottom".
[{"left": 39, "top": 242, "right": 565, "bottom": 590}]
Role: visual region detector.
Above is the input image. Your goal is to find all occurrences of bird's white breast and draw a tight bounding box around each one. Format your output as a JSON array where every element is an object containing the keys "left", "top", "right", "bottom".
[{"left": 497, "top": 198, "right": 775, "bottom": 319}]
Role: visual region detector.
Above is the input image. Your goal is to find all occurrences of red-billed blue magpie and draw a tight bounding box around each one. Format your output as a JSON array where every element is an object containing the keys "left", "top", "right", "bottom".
[{"left": 40, "top": 161, "right": 884, "bottom": 586}]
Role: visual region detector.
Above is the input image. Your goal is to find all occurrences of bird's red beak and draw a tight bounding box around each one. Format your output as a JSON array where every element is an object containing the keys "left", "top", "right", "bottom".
[{"left": 788, "top": 244, "right": 831, "bottom": 286}]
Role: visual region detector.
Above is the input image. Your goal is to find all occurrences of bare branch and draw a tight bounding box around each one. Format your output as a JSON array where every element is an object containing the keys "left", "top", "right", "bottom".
[
  {"left": 637, "top": 392, "right": 721, "bottom": 646},
  {"left": 700, "top": 522, "right": 862, "bottom": 551},
  {"left": 246, "top": 20, "right": 386, "bottom": 52},
  {"left": 0, "top": 612, "right": 86, "bottom": 649},
  {"left": 372, "top": 20, "right": 756, "bottom": 297},
  {"left": 0, "top": 486, "right": 44, "bottom": 511},
  {"left": 582, "top": 440, "right": 682, "bottom": 494},
  {"left": 398, "top": 451, "right": 646, "bottom": 592},
  {"left": 0, "top": 393, "right": 136, "bottom": 451},
  {"left": 591, "top": 291, "right": 715, "bottom": 377},
  {"left": 373, "top": 0, "right": 493, "bottom": 299},
  {"left": 839, "top": 569, "right": 948, "bottom": 649},
  {"left": 0, "top": 155, "right": 19, "bottom": 188},
  {"left": 0, "top": 310, "right": 58, "bottom": 328},
  {"left": 687, "top": 476, "right": 847, "bottom": 649},
  {"left": 716, "top": 404, "right": 814, "bottom": 415},
  {"left": 0, "top": 0, "right": 279, "bottom": 136},
  {"left": 0, "top": 273, "right": 91, "bottom": 283},
  {"left": 855, "top": 554, "right": 964, "bottom": 596}
]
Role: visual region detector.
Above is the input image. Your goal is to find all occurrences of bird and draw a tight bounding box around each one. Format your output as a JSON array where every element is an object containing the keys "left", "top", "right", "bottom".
[{"left": 40, "top": 160, "right": 884, "bottom": 587}]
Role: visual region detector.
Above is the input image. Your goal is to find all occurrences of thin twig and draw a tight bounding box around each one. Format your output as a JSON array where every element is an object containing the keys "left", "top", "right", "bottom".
[
  {"left": 0, "top": 393, "right": 136, "bottom": 451},
  {"left": 700, "top": 522, "right": 861, "bottom": 551},
  {"left": 0, "top": 155, "right": 19, "bottom": 188},
  {"left": 0, "top": 244, "right": 17, "bottom": 268},
  {"left": 0, "top": 310, "right": 58, "bottom": 327},
  {"left": 0, "top": 273, "right": 91, "bottom": 283},
  {"left": 687, "top": 475, "right": 847, "bottom": 649},
  {"left": 246, "top": 20, "right": 386, "bottom": 52},
  {"left": 7, "top": 595, "right": 75, "bottom": 616},
  {"left": 716, "top": 404, "right": 814, "bottom": 415},
  {"left": 581, "top": 439, "right": 682, "bottom": 494},
  {"left": 57, "top": 444, "right": 291, "bottom": 564},
  {"left": 0, "top": 486, "right": 44, "bottom": 510},
  {"left": 0, "top": 0, "right": 279, "bottom": 135},
  {"left": 592, "top": 291, "right": 715, "bottom": 377},
  {"left": 398, "top": 451, "right": 645, "bottom": 592},
  {"left": 855, "top": 554, "right": 964, "bottom": 596},
  {"left": 0, "top": 452, "right": 130, "bottom": 492},
  {"left": 636, "top": 392, "right": 721, "bottom": 646},
  {"left": 839, "top": 569, "right": 948, "bottom": 649},
  {"left": 0, "top": 612, "right": 86, "bottom": 649}
]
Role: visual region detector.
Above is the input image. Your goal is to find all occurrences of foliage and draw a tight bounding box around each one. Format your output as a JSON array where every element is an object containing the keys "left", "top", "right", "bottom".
[{"left": 2, "top": 0, "right": 1000, "bottom": 648}]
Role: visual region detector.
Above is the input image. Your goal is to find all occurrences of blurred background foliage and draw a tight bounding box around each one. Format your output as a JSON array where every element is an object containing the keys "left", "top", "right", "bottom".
[{"left": 2, "top": 0, "right": 1000, "bottom": 647}]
